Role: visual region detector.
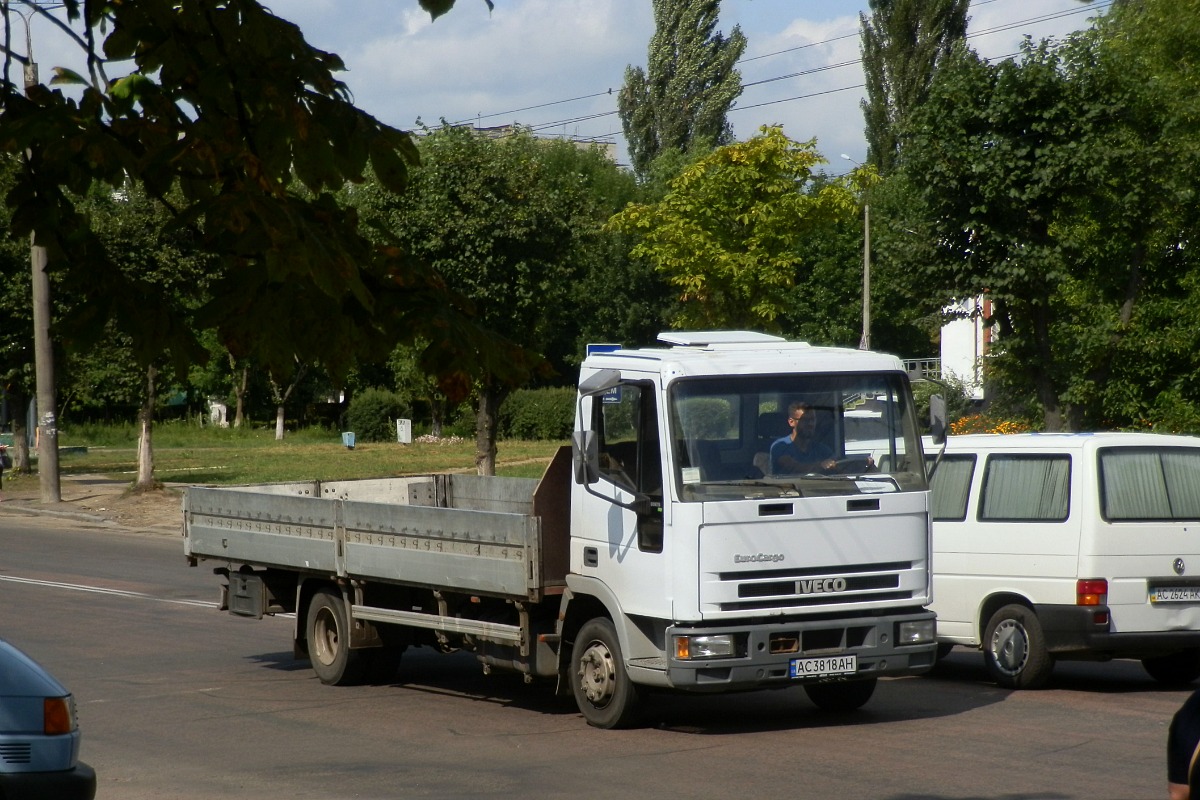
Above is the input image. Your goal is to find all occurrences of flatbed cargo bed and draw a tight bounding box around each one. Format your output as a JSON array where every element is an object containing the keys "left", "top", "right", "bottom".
[{"left": 184, "top": 447, "right": 572, "bottom": 602}]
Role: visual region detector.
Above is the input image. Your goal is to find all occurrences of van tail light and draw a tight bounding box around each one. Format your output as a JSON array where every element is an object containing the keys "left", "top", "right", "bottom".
[
  {"left": 1077, "top": 579, "right": 1108, "bottom": 607},
  {"left": 43, "top": 696, "right": 76, "bottom": 736}
]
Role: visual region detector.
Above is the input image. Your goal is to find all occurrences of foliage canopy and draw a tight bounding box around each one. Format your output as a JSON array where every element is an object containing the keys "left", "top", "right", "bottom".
[
  {"left": 619, "top": 0, "right": 746, "bottom": 179},
  {"left": 0, "top": 0, "right": 510, "bottom": 399},
  {"left": 608, "top": 126, "right": 858, "bottom": 331}
]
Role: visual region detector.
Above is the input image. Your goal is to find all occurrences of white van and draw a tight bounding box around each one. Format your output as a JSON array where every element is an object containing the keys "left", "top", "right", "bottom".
[{"left": 928, "top": 432, "right": 1200, "bottom": 688}]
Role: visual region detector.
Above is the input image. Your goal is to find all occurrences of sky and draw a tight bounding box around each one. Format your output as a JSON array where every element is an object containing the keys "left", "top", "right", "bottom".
[{"left": 8, "top": 0, "right": 1114, "bottom": 170}]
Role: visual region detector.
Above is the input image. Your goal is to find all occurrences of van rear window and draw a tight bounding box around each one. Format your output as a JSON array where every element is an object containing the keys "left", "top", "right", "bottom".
[
  {"left": 1099, "top": 447, "right": 1200, "bottom": 521},
  {"left": 979, "top": 455, "right": 1070, "bottom": 522}
]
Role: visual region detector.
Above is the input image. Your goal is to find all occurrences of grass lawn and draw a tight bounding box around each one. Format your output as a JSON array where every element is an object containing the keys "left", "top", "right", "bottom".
[{"left": 16, "top": 423, "right": 567, "bottom": 486}]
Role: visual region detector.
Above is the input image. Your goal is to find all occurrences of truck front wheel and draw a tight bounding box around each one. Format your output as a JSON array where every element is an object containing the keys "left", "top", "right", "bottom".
[
  {"left": 306, "top": 590, "right": 365, "bottom": 686},
  {"left": 1142, "top": 650, "right": 1200, "bottom": 685},
  {"left": 570, "top": 618, "right": 643, "bottom": 729},
  {"left": 983, "top": 604, "right": 1054, "bottom": 689},
  {"left": 804, "top": 678, "right": 877, "bottom": 711}
]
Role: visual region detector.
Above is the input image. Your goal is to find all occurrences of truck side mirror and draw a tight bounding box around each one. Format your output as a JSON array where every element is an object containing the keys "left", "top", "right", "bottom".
[
  {"left": 929, "top": 394, "right": 947, "bottom": 446},
  {"left": 572, "top": 430, "right": 600, "bottom": 485},
  {"left": 573, "top": 369, "right": 621, "bottom": 486}
]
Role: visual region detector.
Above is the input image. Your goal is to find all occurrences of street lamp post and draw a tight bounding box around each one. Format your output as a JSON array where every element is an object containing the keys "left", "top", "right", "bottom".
[
  {"left": 12, "top": 5, "right": 62, "bottom": 502},
  {"left": 842, "top": 154, "right": 870, "bottom": 351}
]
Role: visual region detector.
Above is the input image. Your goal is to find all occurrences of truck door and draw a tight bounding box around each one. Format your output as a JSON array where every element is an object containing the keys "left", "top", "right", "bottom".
[{"left": 575, "top": 380, "right": 669, "bottom": 617}]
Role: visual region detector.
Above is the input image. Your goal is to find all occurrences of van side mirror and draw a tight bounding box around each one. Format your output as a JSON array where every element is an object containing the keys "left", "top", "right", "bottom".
[{"left": 930, "top": 394, "right": 947, "bottom": 445}]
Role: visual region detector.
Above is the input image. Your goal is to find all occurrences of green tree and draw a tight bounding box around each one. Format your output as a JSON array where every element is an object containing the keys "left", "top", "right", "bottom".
[
  {"left": 0, "top": 0, "right": 520, "bottom": 497},
  {"left": 75, "top": 182, "right": 217, "bottom": 487},
  {"left": 607, "top": 126, "right": 859, "bottom": 331},
  {"left": 388, "top": 341, "right": 448, "bottom": 437},
  {"left": 0, "top": 0, "right": 507, "bottom": 437},
  {"left": 348, "top": 125, "right": 604, "bottom": 474},
  {"left": 0, "top": 156, "right": 34, "bottom": 472},
  {"left": 1080, "top": 0, "right": 1200, "bottom": 431},
  {"left": 859, "top": 0, "right": 969, "bottom": 173},
  {"left": 619, "top": 0, "right": 746, "bottom": 179},
  {"left": 896, "top": 29, "right": 1187, "bottom": 431}
]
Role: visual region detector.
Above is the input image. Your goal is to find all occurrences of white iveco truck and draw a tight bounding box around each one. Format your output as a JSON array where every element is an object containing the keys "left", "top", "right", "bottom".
[{"left": 184, "top": 331, "right": 937, "bottom": 728}]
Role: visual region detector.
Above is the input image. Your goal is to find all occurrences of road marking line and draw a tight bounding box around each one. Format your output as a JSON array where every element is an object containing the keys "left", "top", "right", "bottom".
[{"left": 0, "top": 574, "right": 218, "bottom": 608}]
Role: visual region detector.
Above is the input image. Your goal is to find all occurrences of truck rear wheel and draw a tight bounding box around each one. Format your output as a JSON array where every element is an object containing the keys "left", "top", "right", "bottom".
[
  {"left": 571, "top": 618, "right": 642, "bottom": 729},
  {"left": 306, "top": 590, "right": 365, "bottom": 686},
  {"left": 983, "top": 604, "right": 1054, "bottom": 689},
  {"left": 1142, "top": 650, "right": 1200, "bottom": 685},
  {"left": 804, "top": 678, "right": 877, "bottom": 711},
  {"left": 362, "top": 646, "right": 405, "bottom": 684}
]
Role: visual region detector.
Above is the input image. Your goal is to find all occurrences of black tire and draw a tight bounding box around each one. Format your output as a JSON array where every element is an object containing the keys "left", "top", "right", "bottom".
[
  {"left": 570, "top": 618, "right": 643, "bottom": 729},
  {"left": 361, "top": 645, "right": 406, "bottom": 684},
  {"left": 306, "top": 590, "right": 365, "bottom": 686},
  {"left": 1142, "top": 650, "right": 1200, "bottom": 685},
  {"left": 983, "top": 604, "right": 1054, "bottom": 689},
  {"left": 804, "top": 678, "right": 877, "bottom": 711}
]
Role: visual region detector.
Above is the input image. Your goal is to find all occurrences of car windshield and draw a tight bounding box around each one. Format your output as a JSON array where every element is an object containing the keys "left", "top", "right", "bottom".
[{"left": 668, "top": 372, "right": 928, "bottom": 501}]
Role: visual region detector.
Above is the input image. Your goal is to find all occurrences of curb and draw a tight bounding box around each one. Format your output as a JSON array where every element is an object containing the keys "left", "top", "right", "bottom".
[{"left": 0, "top": 502, "right": 115, "bottom": 526}]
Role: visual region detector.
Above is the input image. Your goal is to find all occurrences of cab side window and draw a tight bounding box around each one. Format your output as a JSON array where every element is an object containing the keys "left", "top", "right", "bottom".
[{"left": 595, "top": 382, "right": 662, "bottom": 496}]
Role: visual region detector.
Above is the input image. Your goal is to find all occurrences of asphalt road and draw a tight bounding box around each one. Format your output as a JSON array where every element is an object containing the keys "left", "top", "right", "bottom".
[{"left": 0, "top": 515, "right": 1183, "bottom": 800}]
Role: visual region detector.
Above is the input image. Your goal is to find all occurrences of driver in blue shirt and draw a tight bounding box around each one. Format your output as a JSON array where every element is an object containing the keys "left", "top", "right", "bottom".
[{"left": 770, "top": 401, "right": 837, "bottom": 474}]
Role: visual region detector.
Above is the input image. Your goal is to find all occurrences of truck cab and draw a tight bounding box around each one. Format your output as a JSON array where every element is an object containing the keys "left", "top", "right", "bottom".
[{"left": 565, "top": 331, "right": 937, "bottom": 725}]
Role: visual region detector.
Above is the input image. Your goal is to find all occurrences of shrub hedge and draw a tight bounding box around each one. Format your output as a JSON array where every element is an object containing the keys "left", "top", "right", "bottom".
[
  {"left": 498, "top": 387, "right": 575, "bottom": 440},
  {"left": 342, "top": 388, "right": 410, "bottom": 442}
]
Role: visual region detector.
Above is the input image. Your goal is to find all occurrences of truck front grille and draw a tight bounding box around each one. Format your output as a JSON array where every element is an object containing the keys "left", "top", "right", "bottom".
[{"left": 716, "top": 560, "right": 914, "bottom": 612}]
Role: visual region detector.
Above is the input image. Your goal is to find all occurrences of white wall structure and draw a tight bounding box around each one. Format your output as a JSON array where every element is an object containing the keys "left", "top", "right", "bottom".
[
  {"left": 940, "top": 297, "right": 992, "bottom": 401},
  {"left": 208, "top": 399, "right": 229, "bottom": 428}
]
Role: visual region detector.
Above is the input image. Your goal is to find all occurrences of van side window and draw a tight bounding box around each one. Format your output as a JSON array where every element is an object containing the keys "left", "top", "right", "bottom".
[
  {"left": 1099, "top": 447, "right": 1200, "bottom": 521},
  {"left": 979, "top": 455, "right": 1070, "bottom": 522},
  {"left": 929, "top": 454, "right": 976, "bottom": 521}
]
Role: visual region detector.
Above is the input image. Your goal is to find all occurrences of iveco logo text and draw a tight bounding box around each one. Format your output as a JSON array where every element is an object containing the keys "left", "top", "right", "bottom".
[
  {"left": 797, "top": 578, "right": 848, "bottom": 594},
  {"left": 734, "top": 553, "right": 784, "bottom": 564}
]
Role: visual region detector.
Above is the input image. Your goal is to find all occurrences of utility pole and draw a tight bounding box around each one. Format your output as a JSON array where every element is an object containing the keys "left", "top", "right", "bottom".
[
  {"left": 859, "top": 202, "right": 870, "bottom": 351},
  {"left": 17, "top": 6, "right": 61, "bottom": 501},
  {"left": 842, "top": 154, "right": 871, "bottom": 351}
]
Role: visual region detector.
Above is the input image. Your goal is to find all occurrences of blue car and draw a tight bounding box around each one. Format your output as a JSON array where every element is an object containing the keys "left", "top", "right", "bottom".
[{"left": 0, "top": 638, "right": 96, "bottom": 799}]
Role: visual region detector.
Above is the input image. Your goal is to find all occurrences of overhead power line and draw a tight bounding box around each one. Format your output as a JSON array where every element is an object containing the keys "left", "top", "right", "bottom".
[{"left": 467, "top": 0, "right": 1113, "bottom": 137}]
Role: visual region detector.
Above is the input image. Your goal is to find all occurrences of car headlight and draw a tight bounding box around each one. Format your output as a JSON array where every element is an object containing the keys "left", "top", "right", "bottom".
[
  {"left": 897, "top": 619, "right": 936, "bottom": 645},
  {"left": 674, "top": 634, "right": 738, "bottom": 659}
]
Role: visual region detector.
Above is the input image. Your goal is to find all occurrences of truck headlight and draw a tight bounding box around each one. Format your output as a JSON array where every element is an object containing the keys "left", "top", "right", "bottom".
[
  {"left": 674, "top": 634, "right": 738, "bottom": 660},
  {"left": 897, "top": 619, "right": 936, "bottom": 645}
]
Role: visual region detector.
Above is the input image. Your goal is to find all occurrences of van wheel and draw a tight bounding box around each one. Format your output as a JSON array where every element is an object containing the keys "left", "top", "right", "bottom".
[
  {"left": 983, "top": 604, "right": 1054, "bottom": 689},
  {"left": 570, "top": 618, "right": 643, "bottom": 729},
  {"left": 306, "top": 590, "right": 365, "bottom": 686},
  {"left": 804, "top": 678, "right": 877, "bottom": 711},
  {"left": 1142, "top": 650, "right": 1200, "bottom": 685}
]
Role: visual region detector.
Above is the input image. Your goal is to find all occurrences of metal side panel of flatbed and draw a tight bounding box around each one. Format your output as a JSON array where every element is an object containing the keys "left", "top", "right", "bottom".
[
  {"left": 340, "top": 500, "right": 541, "bottom": 597},
  {"left": 184, "top": 447, "right": 574, "bottom": 601},
  {"left": 185, "top": 488, "right": 341, "bottom": 574}
]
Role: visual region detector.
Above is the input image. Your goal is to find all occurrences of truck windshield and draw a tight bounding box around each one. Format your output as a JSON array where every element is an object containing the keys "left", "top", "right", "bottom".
[{"left": 668, "top": 373, "right": 928, "bottom": 501}]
